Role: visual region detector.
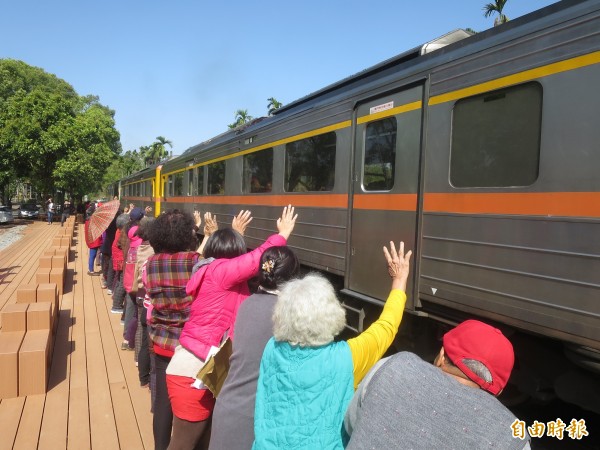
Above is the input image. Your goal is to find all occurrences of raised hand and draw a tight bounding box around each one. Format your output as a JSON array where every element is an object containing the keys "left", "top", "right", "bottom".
[
  {"left": 193, "top": 210, "right": 202, "bottom": 229},
  {"left": 383, "top": 241, "right": 412, "bottom": 292},
  {"left": 277, "top": 205, "right": 297, "bottom": 240},
  {"left": 203, "top": 212, "right": 218, "bottom": 236},
  {"left": 232, "top": 210, "right": 253, "bottom": 236}
]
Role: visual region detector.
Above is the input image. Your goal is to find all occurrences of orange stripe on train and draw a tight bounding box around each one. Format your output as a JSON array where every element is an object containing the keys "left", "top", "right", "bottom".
[
  {"left": 423, "top": 192, "right": 600, "bottom": 218},
  {"left": 139, "top": 192, "right": 600, "bottom": 217}
]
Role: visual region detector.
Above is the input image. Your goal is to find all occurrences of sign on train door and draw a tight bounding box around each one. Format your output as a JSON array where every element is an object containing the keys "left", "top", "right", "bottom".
[{"left": 346, "top": 85, "right": 423, "bottom": 309}]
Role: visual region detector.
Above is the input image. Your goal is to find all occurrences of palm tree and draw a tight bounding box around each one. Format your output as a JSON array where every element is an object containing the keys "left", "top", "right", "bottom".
[
  {"left": 267, "top": 97, "right": 282, "bottom": 116},
  {"left": 483, "top": 0, "right": 509, "bottom": 26},
  {"left": 154, "top": 136, "right": 173, "bottom": 158},
  {"left": 228, "top": 109, "right": 253, "bottom": 129}
]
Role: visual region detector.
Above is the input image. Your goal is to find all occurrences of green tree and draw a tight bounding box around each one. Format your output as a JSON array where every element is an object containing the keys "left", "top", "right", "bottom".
[
  {"left": 0, "top": 59, "right": 122, "bottom": 201},
  {"left": 228, "top": 109, "right": 253, "bottom": 129},
  {"left": 151, "top": 135, "right": 173, "bottom": 164},
  {"left": 267, "top": 97, "right": 282, "bottom": 116},
  {"left": 483, "top": 0, "right": 509, "bottom": 26},
  {"left": 53, "top": 99, "right": 121, "bottom": 197}
]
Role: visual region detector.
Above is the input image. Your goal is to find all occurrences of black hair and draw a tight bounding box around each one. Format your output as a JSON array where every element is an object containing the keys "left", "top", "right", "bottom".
[
  {"left": 203, "top": 228, "right": 247, "bottom": 259},
  {"left": 258, "top": 246, "right": 300, "bottom": 290},
  {"left": 148, "top": 209, "right": 197, "bottom": 253}
]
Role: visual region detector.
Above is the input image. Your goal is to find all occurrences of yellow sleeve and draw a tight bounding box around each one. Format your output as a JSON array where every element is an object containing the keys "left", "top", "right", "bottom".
[{"left": 346, "top": 289, "right": 406, "bottom": 388}]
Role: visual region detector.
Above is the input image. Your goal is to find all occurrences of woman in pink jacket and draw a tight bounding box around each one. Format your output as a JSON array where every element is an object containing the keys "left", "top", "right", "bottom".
[{"left": 165, "top": 205, "right": 297, "bottom": 450}]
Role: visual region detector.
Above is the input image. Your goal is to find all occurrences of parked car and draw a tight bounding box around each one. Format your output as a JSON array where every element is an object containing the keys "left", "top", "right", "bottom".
[
  {"left": 18, "top": 203, "right": 40, "bottom": 219},
  {"left": 0, "top": 206, "right": 14, "bottom": 224}
]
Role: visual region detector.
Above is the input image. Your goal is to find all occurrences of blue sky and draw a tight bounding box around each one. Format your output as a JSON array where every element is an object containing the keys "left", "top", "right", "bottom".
[{"left": 2, "top": 0, "right": 556, "bottom": 156}]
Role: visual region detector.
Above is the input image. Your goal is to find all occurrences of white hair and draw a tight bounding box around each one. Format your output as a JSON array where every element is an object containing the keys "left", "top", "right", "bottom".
[{"left": 273, "top": 272, "right": 346, "bottom": 347}]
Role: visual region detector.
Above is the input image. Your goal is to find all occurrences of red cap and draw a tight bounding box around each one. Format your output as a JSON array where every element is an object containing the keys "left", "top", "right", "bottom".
[{"left": 443, "top": 320, "right": 514, "bottom": 395}]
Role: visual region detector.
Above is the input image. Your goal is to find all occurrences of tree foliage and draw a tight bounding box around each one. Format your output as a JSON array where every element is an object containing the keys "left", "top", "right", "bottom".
[
  {"left": 267, "top": 97, "right": 282, "bottom": 116},
  {"left": 0, "top": 59, "right": 121, "bottom": 200},
  {"left": 228, "top": 109, "right": 253, "bottom": 129},
  {"left": 483, "top": 0, "right": 509, "bottom": 26}
]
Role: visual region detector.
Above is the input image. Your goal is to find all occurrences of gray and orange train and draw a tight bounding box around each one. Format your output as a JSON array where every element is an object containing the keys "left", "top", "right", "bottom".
[{"left": 116, "top": 0, "right": 600, "bottom": 405}]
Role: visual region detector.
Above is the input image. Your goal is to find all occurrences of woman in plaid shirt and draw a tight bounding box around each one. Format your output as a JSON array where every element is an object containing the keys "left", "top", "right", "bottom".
[{"left": 144, "top": 209, "right": 203, "bottom": 450}]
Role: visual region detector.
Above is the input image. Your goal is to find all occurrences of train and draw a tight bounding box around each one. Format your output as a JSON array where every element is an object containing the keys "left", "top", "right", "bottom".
[{"left": 113, "top": 0, "right": 600, "bottom": 409}]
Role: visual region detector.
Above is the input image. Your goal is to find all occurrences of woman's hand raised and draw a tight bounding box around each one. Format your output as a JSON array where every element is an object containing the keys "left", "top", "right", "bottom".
[
  {"left": 203, "top": 212, "right": 218, "bottom": 237},
  {"left": 232, "top": 210, "right": 252, "bottom": 236},
  {"left": 277, "top": 205, "right": 297, "bottom": 240},
  {"left": 383, "top": 241, "right": 412, "bottom": 292}
]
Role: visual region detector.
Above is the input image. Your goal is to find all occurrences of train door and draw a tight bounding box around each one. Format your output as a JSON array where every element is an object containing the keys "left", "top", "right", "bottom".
[{"left": 346, "top": 85, "right": 423, "bottom": 309}]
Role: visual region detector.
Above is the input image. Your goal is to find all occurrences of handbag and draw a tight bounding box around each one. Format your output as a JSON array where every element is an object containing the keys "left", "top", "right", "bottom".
[
  {"left": 123, "top": 246, "right": 138, "bottom": 294},
  {"left": 196, "top": 337, "right": 232, "bottom": 398}
]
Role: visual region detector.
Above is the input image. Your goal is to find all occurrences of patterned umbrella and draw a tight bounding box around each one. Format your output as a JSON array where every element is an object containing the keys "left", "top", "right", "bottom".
[{"left": 85, "top": 200, "right": 120, "bottom": 246}]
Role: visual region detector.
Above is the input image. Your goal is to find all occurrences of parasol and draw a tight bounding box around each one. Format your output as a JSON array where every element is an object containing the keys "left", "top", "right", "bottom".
[{"left": 85, "top": 200, "right": 120, "bottom": 246}]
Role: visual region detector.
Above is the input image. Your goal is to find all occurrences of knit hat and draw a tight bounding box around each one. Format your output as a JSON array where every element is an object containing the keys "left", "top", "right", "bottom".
[
  {"left": 443, "top": 320, "right": 514, "bottom": 395},
  {"left": 129, "top": 207, "right": 145, "bottom": 222}
]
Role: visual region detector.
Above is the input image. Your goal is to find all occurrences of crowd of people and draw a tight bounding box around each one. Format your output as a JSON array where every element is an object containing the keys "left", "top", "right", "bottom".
[{"left": 83, "top": 200, "right": 530, "bottom": 450}]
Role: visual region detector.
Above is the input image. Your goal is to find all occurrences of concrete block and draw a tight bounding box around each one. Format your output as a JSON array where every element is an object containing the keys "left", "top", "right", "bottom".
[
  {"left": 0, "top": 331, "right": 25, "bottom": 399},
  {"left": 36, "top": 268, "right": 51, "bottom": 284},
  {"left": 60, "top": 236, "right": 70, "bottom": 247},
  {"left": 18, "top": 329, "right": 50, "bottom": 396},
  {"left": 42, "top": 250, "right": 56, "bottom": 258},
  {"left": 1, "top": 304, "right": 28, "bottom": 332},
  {"left": 49, "top": 268, "right": 64, "bottom": 296},
  {"left": 52, "top": 236, "right": 62, "bottom": 247},
  {"left": 16, "top": 284, "right": 38, "bottom": 304}
]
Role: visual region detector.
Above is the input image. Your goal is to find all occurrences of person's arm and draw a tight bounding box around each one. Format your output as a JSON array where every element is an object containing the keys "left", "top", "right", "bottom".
[
  {"left": 197, "top": 211, "right": 218, "bottom": 256},
  {"left": 213, "top": 205, "right": 297, "bottom": 288},
  {"left": 347, "top": 241, "right": 412, "bottom": 388}
]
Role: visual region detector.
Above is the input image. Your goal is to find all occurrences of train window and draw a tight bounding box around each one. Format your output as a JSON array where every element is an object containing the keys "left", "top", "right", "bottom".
[
  {"left": 186, "top": 169, "right": 193, "bottom": 196},
  {"left": 167, "top": 175, "right": 173, "bottom": 197},
  {"left": 145, "top": 180, "right": 152, "bottom": 198},
  {"left": 196, "top": 167, "right": 204, "bottom": 195},
  {"left": 207, "top": 161, "right": 225, "bottom": 195},
  {"left": 451, "top": 82, "right": 542, "bottom": 187},
  {"left": 243, "top": 148, "right": 273, "bottom": 193},
  {"left": 174, "top": 172, "right": 184, "bottom": 196},
  {"left": 363, "top": 117, "right": 397, "bottom": 191},
  {"left": 284, "top": 132, "right": 336, "bottom": 192}
]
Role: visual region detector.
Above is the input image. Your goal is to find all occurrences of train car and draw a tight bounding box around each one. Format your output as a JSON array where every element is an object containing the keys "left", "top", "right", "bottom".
[
  {"left": 120, "top": 163, "right": 162, "bottom": 213},
  {"left": 120, "top": 0, "right": 600, "bottom": 407}
]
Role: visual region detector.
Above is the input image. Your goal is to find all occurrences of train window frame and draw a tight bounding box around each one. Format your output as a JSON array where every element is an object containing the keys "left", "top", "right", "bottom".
[
  {"left": 207, "top": 161, "right": 225, "bottom": 195},
  {"left": 450, "top": 82, "right": 542, "bottom": 188},
  {"left": 186, "top": 168, "right": 194, "bottom": 196},
  {"left": 243, "top": 148, "right": 273, "bottom": 194},
  {"left": 166, "top": 175, "right": 173, "bottom": 197},
  {"left": 196, "top": 166, "right": 204, "bottom": 196},
  {"left": 284, "top": 132, "right": 336, "bottom": 192},
  {"left": 362, "top": 117, "right": 397, "bottom": 191}
]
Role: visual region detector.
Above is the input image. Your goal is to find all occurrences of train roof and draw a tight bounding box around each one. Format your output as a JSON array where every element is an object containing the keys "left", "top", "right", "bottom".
[
  {"left": 162, "top": 0, "right": 591, "bottom": 166},
  {"left": 274, "top": 0, "right": 584, "bottom": 115}
]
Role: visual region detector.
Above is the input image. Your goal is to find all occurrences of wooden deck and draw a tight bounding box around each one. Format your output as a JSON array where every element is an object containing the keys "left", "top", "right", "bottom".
[{"left": 0, "top": 221, "right": 153, "bottom": 450}]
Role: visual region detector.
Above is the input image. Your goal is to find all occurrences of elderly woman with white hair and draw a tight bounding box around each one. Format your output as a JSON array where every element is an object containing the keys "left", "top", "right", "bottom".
[{"left": 253, "top": 241, "right": 412, "bottom": 450}]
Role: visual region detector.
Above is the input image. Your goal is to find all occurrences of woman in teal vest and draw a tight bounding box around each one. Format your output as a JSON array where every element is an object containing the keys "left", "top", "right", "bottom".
[{"left": 253, "top": 241, "right": 412, "bottom": 450}]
